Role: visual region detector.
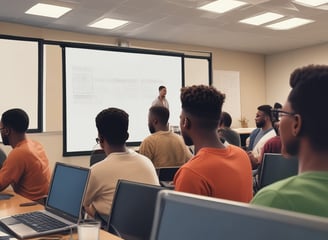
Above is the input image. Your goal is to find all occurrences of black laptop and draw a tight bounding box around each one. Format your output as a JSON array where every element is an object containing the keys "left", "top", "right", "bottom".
[{"left": 0, "top": 162, "right": 90, "bottom": 239}]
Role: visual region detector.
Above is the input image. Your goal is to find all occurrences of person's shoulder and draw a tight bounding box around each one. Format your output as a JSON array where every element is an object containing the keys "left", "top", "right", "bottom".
[
  {"left": 131, "top": 150, "right": 152, "bottom": 161},
  {"left": 251, "top": 128, "right": 261, "bottom": 135},
  {"left": 251, "top": 176, "right": 298, "bottom": 206}
]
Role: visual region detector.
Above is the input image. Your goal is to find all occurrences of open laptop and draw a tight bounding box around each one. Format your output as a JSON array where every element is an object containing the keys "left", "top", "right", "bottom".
[
  {"left": 0, "top": 162, "right": 90, "bottom": 239},
  {"left": 150, "top": 190, "right": 328, "bottom": 240}
]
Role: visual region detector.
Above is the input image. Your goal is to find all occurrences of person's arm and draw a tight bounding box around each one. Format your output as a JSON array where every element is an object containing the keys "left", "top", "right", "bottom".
[
  {"left": 248, "top": 151, "right": 260, "bottom": 169},
  {"left": 0, "top": 152, "right": 24, "bottom": 191},
  {"left": 82, "top": 171, "right": 100, "bottom": 218}
]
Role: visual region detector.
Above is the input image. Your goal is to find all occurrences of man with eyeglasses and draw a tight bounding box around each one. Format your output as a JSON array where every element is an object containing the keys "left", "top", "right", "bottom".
[
  {"left": 247, "top": 105, "right": 276, "bottom": 169},
  {"left": 251, "top": 65, "right": 328, "bottom": 218},
  {"left": 83, "top": 107, "right": 159, "bottom": 222}
]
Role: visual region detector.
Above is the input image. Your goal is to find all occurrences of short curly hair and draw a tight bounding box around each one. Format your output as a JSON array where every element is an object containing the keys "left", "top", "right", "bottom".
[
  {"left": 180, "top": 85, "right": 225, "bottom": 129},
  {"left": 288, "top": 64, "right": 328, "bottom": 151},
  {"left": 96, "top": 107, "right": 129, "bottom": 145}
]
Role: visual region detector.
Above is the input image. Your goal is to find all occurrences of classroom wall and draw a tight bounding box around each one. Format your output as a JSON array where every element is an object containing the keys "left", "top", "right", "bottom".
[
  {"left": 0, "top": 21, "right": 265, "bottom": 169},
  {"left": 265, "top": 42, "right": 328, "bottom": 106}
]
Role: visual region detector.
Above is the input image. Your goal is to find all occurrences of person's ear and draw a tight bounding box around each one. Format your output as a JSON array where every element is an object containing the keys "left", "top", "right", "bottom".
[
  {"left": 183, "top": 117, "right": 191, "bottom": 129},
  {"left": 2, "top": 127, "right": 10, "bottom": 135},
  {"left": 292, "top": 114, "right": 302, "bottom": 136}
]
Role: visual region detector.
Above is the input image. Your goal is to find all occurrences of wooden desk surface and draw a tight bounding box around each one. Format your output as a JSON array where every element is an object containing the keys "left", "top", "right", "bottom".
[{"left": 0, "top": 190, "right": 122, "bottom": 240}]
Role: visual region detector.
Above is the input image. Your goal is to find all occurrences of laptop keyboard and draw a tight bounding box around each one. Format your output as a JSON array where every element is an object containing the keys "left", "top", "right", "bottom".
[{"left": 12, "top": 212, "right": 69, "bottom": 232}]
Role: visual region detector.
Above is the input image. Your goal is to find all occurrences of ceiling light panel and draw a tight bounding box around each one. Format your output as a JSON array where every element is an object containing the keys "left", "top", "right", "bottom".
[
  {"left": 89, "top": 18, "right": 129, "bottom": 30},
  {"left": 25, "top": 3, "right": 72, "bottom": 18},
  {"left": 239, "top": 12, "right": 284, "bottom": 26},
  {"left": 266, "top": 17, "right": 314, "bottom": 30},
  {"left": 198, "top": 0, "right": 248, "bottom": 14},
  {"left": 293, "top": 0, "right": 328, "bottom": 7}
]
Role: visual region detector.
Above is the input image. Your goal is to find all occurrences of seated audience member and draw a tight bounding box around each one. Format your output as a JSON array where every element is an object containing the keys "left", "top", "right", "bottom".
[
  {"left": 0, "top": 108, "right": 51, "bottom": 201},
  {"left": 247, "top": 105, "right": 276, "bottom": 169},
  {"left": 83, "top": 107, "right": 160, "bottom": 219},
  {"left": 174, "top": 85, "right": 253, "bottom": 203},
  {"left": 251, "top": 65, "right": 328, "bottom": 218},
  {"left": 218, "top": 111, "right": 241, "bottom": 147},
  {"left": 139, "top": 106, "right": 193, "bottom": 168}
]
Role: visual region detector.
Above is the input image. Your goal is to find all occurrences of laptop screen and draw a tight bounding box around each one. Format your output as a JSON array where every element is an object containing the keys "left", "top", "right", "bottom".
[{"left": 46, "top": 163, "right": 90, "bottom": 220}]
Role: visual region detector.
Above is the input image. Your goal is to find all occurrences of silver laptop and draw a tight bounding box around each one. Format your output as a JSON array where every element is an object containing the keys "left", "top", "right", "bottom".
[{"left": 0, "top": 162, "right": 90, "bottom": 239}]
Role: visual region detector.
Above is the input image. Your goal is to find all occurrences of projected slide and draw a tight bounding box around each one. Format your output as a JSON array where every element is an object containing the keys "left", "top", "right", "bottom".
[{"left": 64, "top": 46, "right": 183, "bottom": 155}]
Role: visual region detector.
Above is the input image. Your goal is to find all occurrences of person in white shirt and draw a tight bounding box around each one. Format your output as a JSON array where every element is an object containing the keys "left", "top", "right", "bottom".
[{"left": 83, "top": 107, "right": 159, "bottom": 220}]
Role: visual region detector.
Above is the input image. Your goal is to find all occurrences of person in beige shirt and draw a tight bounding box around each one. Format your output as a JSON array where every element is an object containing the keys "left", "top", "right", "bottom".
[
  {"left": 83, "top": 107, "right": 159, "bottom": 219},
  {"left": 139, "top": 106, "right": 193, "bottom": 168}
]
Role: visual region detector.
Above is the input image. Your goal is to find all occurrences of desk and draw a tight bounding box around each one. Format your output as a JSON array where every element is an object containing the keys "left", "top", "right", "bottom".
[{"left": 0, "top": 190, "right": 122, "bottom": 240}]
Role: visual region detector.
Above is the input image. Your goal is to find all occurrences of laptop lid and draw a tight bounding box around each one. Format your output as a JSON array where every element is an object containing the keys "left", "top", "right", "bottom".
[
  {"left": 150, "top": 190, "right": 328, "bottom": 240},
  {"left": 44, "top": 162, "right": 90, "bottom": 222}
]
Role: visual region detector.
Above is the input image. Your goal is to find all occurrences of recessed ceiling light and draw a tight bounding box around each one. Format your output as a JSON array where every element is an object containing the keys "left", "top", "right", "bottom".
[
  {"left": 239, "top": 12, "right": 284, "bottom": 26},
  {"left": 266, "top": 17, "right": 314, "bottom": 30},
  {"left": 198, "top": 0, "right": 248, "bottom": 14},
  {"left": 293, "top": 0, "right": 328, "bottom": 7},
  {"left": 89, "top": 18, "right": 129, "bottom": 30},
  {"left": 25, "top": 3, "right": 72, "bottom": 18}
]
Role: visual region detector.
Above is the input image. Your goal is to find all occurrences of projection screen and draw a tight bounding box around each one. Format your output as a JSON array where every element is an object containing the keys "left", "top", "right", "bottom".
[{"left": 63, "top": 45, "right": 184, "bottom": 156}]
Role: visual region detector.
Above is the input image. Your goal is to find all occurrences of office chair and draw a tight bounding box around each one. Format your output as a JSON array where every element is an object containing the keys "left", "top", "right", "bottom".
[
  {"left": 156, "top": 166, "right": 180, "bottom": 189},
  {"left": 107, "top": 180, "right": 164, "bottom": 240},
  {"left": 89, "top": 149, "right": 106, "bottom": 166},
  {"left": 257, "top": 153, "right": 298, "bottom": 190},
  {"left": 156, "top": 166, "right": 180, "bottom": 181}
]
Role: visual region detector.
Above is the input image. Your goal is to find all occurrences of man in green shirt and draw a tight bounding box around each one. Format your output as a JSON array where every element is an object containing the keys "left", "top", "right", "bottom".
[{"left": 251, "top": 65, "right": 328, "bottom": 218}]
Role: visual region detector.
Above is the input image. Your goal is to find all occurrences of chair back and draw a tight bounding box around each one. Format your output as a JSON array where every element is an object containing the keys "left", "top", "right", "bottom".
[
  {"left": 107, "top": 180, "right": 164, "bottom": 240},
  {"left": 156, "top": 166, "right": 180, "bottom": 181},
  {"left": 258, "top": 153, "right": 298, "bottom": 189},
  {"left": 90, "top": 149, "right": 106, "bottom": 166}
]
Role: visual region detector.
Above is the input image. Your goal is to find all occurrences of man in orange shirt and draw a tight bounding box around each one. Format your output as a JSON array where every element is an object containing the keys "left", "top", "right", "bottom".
[
  {"left": 0, "top": 108, "right": 51, "bottom": 201},
  {"left": 174, "top": 85, "right": 253, "bottom": 203}
]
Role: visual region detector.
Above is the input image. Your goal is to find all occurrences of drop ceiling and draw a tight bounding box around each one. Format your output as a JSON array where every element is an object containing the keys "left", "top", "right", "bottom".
[{"left": 0, "top": 0, "right": 327, "bottom": 54}]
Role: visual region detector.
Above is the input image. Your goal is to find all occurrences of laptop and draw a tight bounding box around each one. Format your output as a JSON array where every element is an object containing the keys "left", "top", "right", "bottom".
[
  {"left": 150, "top": 190, "right": 328, "bottom": 240},
  {"left": 0, "top": 162, "right": 90, "bottom": 239}
]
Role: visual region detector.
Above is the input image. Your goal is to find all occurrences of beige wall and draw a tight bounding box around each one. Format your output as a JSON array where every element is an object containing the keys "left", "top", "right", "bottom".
[
  {"left": 265, "top": 42, "right": 328, "bottom": 107},
  {"left": 0, "top": 21, "right": 266, "bottom": 169}
]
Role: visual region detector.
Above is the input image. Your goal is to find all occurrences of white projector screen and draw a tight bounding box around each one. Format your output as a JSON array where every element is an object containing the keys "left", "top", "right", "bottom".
[
  {"left": 63, "top": 45, "right": 183, "bottom": 155},
  {"left": 0, "top": 36, "right": 41, "bottom": 131}
]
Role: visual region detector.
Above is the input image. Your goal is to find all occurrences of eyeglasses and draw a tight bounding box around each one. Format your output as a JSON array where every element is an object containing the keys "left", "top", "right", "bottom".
[
  {"left": 95, "top": 138, "right": 100, "bottom": 144},
  {"left": 271, "top": 109, "right": 295, "bottom": 121}
]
